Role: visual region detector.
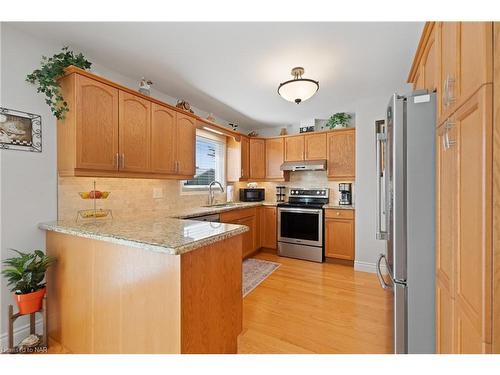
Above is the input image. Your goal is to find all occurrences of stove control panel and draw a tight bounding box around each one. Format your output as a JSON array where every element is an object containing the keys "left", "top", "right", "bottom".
[{"left": 289, "top": 188, "right": 329, "bottom": 198}]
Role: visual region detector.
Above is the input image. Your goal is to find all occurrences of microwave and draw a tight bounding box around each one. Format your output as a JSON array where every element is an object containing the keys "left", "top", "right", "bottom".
[{"left": 240, "top": 188, "right": 265, "bottom": 202}]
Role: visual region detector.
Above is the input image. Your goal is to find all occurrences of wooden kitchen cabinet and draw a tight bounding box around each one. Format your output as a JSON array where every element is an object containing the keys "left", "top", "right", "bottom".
[
  {"left": 70, "top": 74, "right": 119, "bottom": 172},
  {"left": 437, "top": 22, "right": 493, "bottom": 123},
  {"left": 220, "top": 207, "right": 258, "bottom": 258},
  {"left": 249, "top": 138, "right": 266, "bottom": 179},
  {"left": 265, "top": 138, "right": 285, "bottom": 179},
  {"left": 241, "top": 137, "right": 250, "bottom": 180},
  {"left": 151, "top": 103, "right": 176, "bottom": 174},
  {"left": 176, "top": 114, "right": 196, "bottom": 176},
  {"left": 304, "top": 133, "right": 327, "bottom": 160},
  {"left": 284, "top": 135, "right": 305, "bottom": 161},
  {"left": 119, "top": 91, "right": 151, "bottom": 173},
  {"left": 227, "top": 136, "right": 250, "bottom": 182},
  {"left": 57, "top": 67, "right": 197, "bottom": 179},
  {"left": 327, "top": 128, "right": 355, "bottom": 180},
  {"left": 324, "top": 209, "right": 355, "bottom": 261},
  {"left": 259, "top": 206, "right": 277, "bottom": 249},
  {"left": 436, "top": 277, "right": 454, "bottom": 354}
]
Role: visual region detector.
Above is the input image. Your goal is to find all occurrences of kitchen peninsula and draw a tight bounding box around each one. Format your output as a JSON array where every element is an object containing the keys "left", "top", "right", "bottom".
[{"left": 39, "top": 215, "right": 248, "bottom": 354}]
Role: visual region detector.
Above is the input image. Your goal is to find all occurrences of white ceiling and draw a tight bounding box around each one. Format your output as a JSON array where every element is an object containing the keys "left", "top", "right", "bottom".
[{"left": 12, "top": 22, "right": 423, "bottom": 128}]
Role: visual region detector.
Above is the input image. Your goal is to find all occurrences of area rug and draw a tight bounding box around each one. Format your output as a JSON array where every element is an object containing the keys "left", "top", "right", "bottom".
[{"left": 242, "top": 258, "right": 281, "bottom": 297}]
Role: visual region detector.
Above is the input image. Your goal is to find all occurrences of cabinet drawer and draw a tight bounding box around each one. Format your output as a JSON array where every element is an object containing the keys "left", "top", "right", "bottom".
[
  {"left": 220, "top": 207, "right": 257, "bottom": 223},
  {"left": 325, "top": 209, "right": 354, "bottom": 219}
]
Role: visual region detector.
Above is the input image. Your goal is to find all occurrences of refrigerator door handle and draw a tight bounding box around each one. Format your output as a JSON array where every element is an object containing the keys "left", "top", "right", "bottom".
[
  {"left": 376, "top": 132, "right": 388, "bottom": 240},
  {"left": 376, "top": 253, "right": 393, "bottom": 290}
]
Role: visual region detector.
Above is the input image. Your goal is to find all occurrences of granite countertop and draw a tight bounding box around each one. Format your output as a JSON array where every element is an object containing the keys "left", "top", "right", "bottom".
[
  {"left": 39, "top": 217, "right": 248, "bottom": 255},
  {"left": 323, "top": 204, "right": 355, "bottom": 210}
]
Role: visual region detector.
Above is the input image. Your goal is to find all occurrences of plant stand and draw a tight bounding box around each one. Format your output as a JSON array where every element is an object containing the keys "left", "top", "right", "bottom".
[{"left": 6, "top": 297, "right": 48, "bottom": 354}]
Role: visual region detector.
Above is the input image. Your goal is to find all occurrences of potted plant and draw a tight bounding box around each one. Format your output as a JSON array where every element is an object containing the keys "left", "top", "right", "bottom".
[
  {"left": 26, "top": 46, "right": 92, "bottom": 120},
  {"left": 2, "top": 250, "right": 55, "bottom": 314},
  {"left": 326, "top": 112, "right": 352, "bottom": 129}
]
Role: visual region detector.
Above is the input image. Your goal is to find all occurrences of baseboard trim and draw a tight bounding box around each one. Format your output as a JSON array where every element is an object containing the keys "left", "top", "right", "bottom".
[
  {"left": 1, "top": 318, "right": 43, "bottom": 352},
  {"left": 354, "top": 260, "right": 387, "bottom": 274}
]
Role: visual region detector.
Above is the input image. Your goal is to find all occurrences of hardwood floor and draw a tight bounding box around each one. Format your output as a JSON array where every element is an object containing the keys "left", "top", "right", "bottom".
[
  {"left": 48, "top": 250, "right": 393, "bottom": 354},
  {"left": 238, "top": 251, "right": 393, "bottom": 354}
]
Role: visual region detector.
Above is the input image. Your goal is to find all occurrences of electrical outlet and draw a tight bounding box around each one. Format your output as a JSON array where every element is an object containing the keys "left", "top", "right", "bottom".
[{"left": 153, "top": 187, "right": 163, "bottom": 199}]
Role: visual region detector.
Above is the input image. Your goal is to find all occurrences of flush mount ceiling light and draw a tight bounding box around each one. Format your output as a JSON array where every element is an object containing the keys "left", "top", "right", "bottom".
[{"left": 278, "top": 67, "right": 319, "bottom": 104}]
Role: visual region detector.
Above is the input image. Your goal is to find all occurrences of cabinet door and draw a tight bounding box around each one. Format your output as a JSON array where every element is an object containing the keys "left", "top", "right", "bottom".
[
  {"left": 232, "top": 215, "right": 256, "bottom": 258},
  {"left": 438, "top": 22, "right": 459, "bottom": 121},
  {"left": 327, "top": 129, "right": 355, "bottom": 179},
  {"left": 325, "top": 218, "right": 354, "bottom": 260},
  {"left": 240, "top": 137, "right": 250, "bottom": 180},
  {"left": 436, "top": 122, "right": 458, "bottom": 295},
  {"left": 75, "top": 75, "right": 119, "bottom": 171},
  {"left": 118, "top": 91, "right": 151, "bottom": 172},
  {"left": 422, "top": 28, "right": 437, "bottom": 91},
  {"left": 265, "top": 138, "right": 284, "bottom": 179},
  {"left": 176, "top": 114, "right": 196, "bottom": 176},
  {"left": 151, "top": 103, "right": 176, "bottom": 174},
  {"left": 455, "top": 86, "right": 492, "bottom": 350},
  {"left": 249, "top": 138, "right": 265, "bottom": 179},
  {"left": 459, "top": 22, "right": 493, "bottom": 104},
  {"left": 304, "top": 133, "right": 327, "bottom": 160},
  {"left": 436, "top": 277, "right": 454, "bottom": 353},
  {"left": 413, "top": 66, "right": 425, "bottom": 91},
  {"left": 260, "top": 207, "right": 277, "bottom": 249},
  {"left": 284, "top": 135, "right": 305, "bottom": 161}
]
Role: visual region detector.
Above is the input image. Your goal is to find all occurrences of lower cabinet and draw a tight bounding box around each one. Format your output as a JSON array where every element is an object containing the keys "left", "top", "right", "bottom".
[
  {"left": 324, "top": 209, "right": 355, "bottom": 261},
  {"left": 259, "top": 206, "right": 277, "bottom": 249},
  {"left": 436, "top": 277, "right": 454, "bottom": 354},
  {"left": 220, "top": 208, "right": 258, "bottom": 259}
]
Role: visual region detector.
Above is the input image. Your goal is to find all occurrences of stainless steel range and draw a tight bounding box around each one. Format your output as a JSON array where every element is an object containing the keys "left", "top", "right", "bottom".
[{"left": 277, "top": 188, "right": 329, "bottom": 263}]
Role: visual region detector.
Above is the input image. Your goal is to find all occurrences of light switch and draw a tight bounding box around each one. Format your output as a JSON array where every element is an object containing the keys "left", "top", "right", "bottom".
[{"left": 153, "top": 187, "right": 163, "bottom": 199}]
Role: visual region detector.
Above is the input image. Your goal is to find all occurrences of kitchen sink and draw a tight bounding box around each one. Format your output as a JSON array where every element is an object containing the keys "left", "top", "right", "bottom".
[{"left": 202, "top": 202, "right": 240, "bottom": 208}]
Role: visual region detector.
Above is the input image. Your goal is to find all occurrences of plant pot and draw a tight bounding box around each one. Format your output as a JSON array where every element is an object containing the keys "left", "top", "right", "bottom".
[{"left": 14, "top": 287, "right": 46, "bottom": 315}]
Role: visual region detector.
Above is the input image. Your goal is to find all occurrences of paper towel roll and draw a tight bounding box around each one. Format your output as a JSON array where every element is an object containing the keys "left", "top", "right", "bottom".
[{"left": 226, "top": 185, "right": 234, "bottom": 202}]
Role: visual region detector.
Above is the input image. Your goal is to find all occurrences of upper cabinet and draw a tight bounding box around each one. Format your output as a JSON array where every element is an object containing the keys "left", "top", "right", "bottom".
[
  {"left": 265, "top": 138, "right": 284, "bottom": 179},
  {"left": 118, "top": 91, "right": 151, "bottom": 173},
  {"left": 73, "top": 75, "right": 119, "bottom": 172},
  {"left": 327, "top": 129, "right": 355, "bottom": 180},
  {"left": 249, "top": 138, "right": 266, "bottom": 179},
  {"left": 227, "top": 136, "right": 250, "bottom": 182},
  {"left": 284, "top": 135, "right": 305, "bottom": 162},
  {"left": 57, "top": 69, "right": 197, "bottom": 179},
  {"left": 304, "top": 133, "right": 327, "bottom": 160}
]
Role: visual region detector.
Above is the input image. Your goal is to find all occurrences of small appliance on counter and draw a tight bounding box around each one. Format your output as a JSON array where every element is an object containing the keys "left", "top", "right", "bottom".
[
  {"left": 338, "top": 183, "right": 352, "bottom": 206},
  {"left": 276, "top": 186, "right": 286, "bottom": 203},
  {"left": 239, "top": 188, "right": 265, "bottom": 202}
]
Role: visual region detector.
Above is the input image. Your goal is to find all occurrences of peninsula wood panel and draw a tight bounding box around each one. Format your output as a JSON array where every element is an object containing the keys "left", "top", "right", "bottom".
[
  {"left": 249, "top": 138, "right": 266, "bottom": 179},
  {"left": 74, "top": 74, "right": 119, "bottom": 171},
  {"left": 327, "top": 129, "right": 355, "bottom": 180},
  {"left": 118, "top": 91, "right": 151, "bottom": 172},
  {"left": 284, "top": 135, "right": 305, "bottom": 161},
  {"left": 304, "top": 133, "right": 327, "bottom": 160},
  {"left": 265, "top": 138, "right": 284, "bottom": 179},
  {"left": 176, "top": 114, "right": 196, "bottom": 176},
  {"left": 151, "top": 103, "right": 176, "bottom": 174},
  {"left": 180, "top": 235, "right": 242, "bottom": 354}
]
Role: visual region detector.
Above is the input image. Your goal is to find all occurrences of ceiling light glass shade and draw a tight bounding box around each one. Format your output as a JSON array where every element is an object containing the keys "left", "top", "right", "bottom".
[{"left": 278, "top": 67, "right": 319, "bottom": 104}]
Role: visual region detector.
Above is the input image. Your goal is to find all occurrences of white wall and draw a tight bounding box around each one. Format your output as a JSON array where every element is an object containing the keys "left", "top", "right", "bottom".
[
  {"left": 0, "top": 23, "right": 239, "bottom": 343},
  {"left": 250, "top": 88, "right": 411, "bottom": 273}
]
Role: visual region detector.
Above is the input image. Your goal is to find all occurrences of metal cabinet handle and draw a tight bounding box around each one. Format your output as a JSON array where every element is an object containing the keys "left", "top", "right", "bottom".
[
  {"left": 119, "top": 154, "right": 125, "bottom": 169},
  {"left": 444, "top": 120, "right": 456, "bottom": 150},
  {"left": 376, "top": 254, "right": 393, "bottom": 290},
  {"left": 376, "top": 131, "right": 388, "bottom": 240},
  {"left": 115, "top": 153, "right": 119, "bottom": 170}
]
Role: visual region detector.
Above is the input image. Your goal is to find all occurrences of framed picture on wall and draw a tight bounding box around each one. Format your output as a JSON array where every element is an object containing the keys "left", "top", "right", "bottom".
[{"left": 0, "top": 107, "right": 42, "bottom": 152}]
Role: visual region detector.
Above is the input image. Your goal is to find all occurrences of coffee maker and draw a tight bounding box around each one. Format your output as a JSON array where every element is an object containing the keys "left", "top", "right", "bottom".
[{"left": 338, "top": 183, "right": 352, "bottom": 206}]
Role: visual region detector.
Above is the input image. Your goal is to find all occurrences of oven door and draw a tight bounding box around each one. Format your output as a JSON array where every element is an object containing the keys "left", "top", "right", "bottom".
[{"left": 277, "top": 207, "right": 323, "bottom": 247}]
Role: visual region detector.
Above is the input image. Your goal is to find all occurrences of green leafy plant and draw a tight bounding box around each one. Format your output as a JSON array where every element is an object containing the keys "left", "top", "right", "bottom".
[
  {"left": 1, "top": 250, "right": 55, "bottom": 294},
  {"left": 326, "top": 112, "right": 352, "bottom": 129},
  {"left": 26, "top": 46, "right": 92, "bottom": 120}
]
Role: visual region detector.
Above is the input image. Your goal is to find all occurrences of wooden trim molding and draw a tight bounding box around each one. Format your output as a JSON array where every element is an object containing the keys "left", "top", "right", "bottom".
[{"left": 408, "top": 22, "right": 436, "bottom": 83}]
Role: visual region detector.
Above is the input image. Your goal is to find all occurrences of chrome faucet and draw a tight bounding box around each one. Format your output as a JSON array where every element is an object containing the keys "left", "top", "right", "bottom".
[{"left": 208, "top": 181, "right": 224, "bottom": 206}]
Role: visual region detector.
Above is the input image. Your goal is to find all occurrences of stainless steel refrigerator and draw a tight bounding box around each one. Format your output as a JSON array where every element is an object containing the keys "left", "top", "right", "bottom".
[{"left": 375, "top": 91, "right": 436, "bottom": 354}]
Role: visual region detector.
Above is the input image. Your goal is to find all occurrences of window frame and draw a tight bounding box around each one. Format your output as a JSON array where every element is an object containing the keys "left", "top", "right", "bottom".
[{"left": 181, "top": 129, "right": 226, "bottom": 194}]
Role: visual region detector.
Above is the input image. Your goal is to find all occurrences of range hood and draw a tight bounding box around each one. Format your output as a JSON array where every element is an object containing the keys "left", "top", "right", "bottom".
[{"left": 280, "top": 159, "right": 327, "bottom": 172}]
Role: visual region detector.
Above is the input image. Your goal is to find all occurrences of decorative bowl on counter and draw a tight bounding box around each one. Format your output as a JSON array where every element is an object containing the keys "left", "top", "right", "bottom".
[
  {"left": 79, "top": 190, "right": 110, "bottom": 199},
  {"left": 77, "top": 209, "right": 113, "bottom": 220}
]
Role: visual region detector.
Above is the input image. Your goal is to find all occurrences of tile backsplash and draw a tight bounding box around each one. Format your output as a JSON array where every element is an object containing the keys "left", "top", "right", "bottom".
[
  {"left": 58, "top": 177, "right": 225, "bottom": 221},
  {"left": 232, "top": 171, "right": 355, "bottom": 206}
]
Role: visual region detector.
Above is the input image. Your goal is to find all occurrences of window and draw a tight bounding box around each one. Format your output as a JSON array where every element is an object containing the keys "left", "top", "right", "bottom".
[{"left": 182, "top": 130, "right": 225, "bottom": 192}]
